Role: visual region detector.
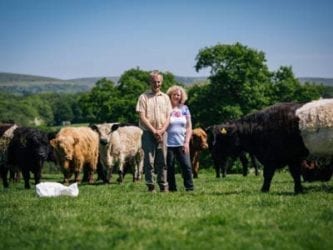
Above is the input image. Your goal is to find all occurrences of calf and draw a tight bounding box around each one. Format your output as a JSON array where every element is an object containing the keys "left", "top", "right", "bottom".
[
  {"left": 190, "top": 128, "right": 208, "bottom": 178},
  {"left": 206, "top": 126, "right": 259, "bottom": 178},
  {"left": 209, "top": 99, "right": 333, "bottom": 194}
]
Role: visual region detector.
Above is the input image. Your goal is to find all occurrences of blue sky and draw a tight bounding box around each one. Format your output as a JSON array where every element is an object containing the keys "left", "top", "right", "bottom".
[{"left": 0, "top": 0, "right": 332, "bottom": 79}]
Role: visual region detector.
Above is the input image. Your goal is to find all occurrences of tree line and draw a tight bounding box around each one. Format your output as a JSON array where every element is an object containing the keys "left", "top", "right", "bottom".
[{"left": 0, "top": 43, "right": 329, "bottom": 129}]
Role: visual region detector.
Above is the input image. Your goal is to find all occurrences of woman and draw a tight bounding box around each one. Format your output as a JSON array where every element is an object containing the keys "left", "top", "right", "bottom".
[{"left": 166, "top": 85, "right": 194, "bottom": 191}]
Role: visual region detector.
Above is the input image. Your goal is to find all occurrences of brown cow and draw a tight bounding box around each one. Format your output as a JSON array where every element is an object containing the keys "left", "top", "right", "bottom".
[
  {"left": 50, "top": 127, "right": 99, "bottom": 184},
  {"left": 190, "top": 128, "right": 208, "bottom": 178}
]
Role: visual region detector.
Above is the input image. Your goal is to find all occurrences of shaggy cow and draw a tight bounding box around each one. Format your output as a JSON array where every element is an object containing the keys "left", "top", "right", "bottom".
[
  {"left": 1, "top": 127, "right": 52, "bottom": 189},
  {"left": 0, "top": 123, "right": 18, "bottom": 181},
  {"left": 190, "top": 128, "right": 209, "bottom": 178},
  {"left": 209, "top": 99, "right": 333, "bottom": 194},
  {"left": 90, "top": 123, "right": 143, "bottom": 183},
  {"left": 50, "top": 127, "right": 99, "bottom": 184}
]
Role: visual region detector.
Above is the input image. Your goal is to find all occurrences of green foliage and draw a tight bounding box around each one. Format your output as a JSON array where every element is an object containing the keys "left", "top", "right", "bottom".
[
  {"left": 0, "top": 45, "right": 329, "bottom": 127},
  {"left": 1, "top": 171, "right": 333, "bottom": 250},
  {"left": 271, "top": 66, "right": 323, "bottom": 103},
  {"left": 189, "top": 43, "right": 324, "bottom": 127},
  {"left": 78, "top": 78, "right": 118, "bottom": 123},
  {"left": 322, "top": 86, "right": 333, "bottom": 98},
  {"left": 78, "top": 68, "right": 179, "bottom": 124},
  {"left": 192, "top": 42, "right": 272, "bottom": 126}
]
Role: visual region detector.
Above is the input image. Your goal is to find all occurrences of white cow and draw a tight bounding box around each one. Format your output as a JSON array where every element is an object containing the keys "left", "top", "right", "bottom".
[{"left": 91, "top": 123, "right": 144, "bottom": 183}]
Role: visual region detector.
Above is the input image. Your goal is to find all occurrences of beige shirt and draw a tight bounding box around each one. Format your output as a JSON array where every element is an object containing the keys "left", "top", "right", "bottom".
[{"left": 136, "top": 90, "right": 172, "bottom": 131}]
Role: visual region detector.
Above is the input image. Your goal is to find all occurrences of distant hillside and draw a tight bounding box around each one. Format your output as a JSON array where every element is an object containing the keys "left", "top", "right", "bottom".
[
  {"left": 298, "top": 77, "right": 333, "bottom": 86},
  {"left": 2, "top": 72, "right": 331, "bottom": 95},
  {"left": 0, "top": 72, "right": 60, "bottom": 82},
  {"left": 0, "top": 72, "right": 208, "bottom": 95},
  {"left": 0, "top": 73, "right": 119, "bottom": 94}
]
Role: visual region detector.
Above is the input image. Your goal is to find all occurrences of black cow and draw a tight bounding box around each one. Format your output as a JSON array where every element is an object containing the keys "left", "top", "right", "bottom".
[
  {"left": 1, "top": 127, "right": 52, "bottom": 189},
  {"left": 209, "top": 100, "right": 333, "bottom": 194},
  {"left": 206, "top": 126, "right": 259, "bottom": 178}
]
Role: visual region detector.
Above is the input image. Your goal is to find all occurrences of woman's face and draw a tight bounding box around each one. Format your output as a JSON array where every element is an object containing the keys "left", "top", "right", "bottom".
[{"left": 171, "top": 89, "right": 182, "bottom": 105}]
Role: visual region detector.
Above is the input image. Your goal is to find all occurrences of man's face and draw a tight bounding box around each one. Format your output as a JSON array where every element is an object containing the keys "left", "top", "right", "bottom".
[{"left": 150, "top": 75, "right": 162, "bottom": 93}]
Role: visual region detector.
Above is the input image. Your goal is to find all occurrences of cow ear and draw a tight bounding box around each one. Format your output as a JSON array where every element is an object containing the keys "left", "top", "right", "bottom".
[
  {"left": 111, "top": 124, "right": 120, "bottom": 132},
  {"left": 220, "top": 127, "right": 227, "bottom": 135},
  {"left": 89, "top": 124, "right": 98, "bottom": 131},
  {"left": 50, "top": 138, "right": 57, "bottom": 148}
]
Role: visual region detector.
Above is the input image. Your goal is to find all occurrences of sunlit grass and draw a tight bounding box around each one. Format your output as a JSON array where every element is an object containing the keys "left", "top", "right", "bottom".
[{"left": 1, "top": 169, "right": 333, "bottom": 250}]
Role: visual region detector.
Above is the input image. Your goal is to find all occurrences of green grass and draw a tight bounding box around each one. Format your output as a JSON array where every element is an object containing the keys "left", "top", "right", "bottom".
[{"left": 1, "top": 169, "right": 333, "bottom": 250}]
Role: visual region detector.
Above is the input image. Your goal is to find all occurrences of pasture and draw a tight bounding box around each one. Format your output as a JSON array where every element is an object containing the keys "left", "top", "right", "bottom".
[{"left": 1, "top": 169, "right": 333, "bottom": 250}]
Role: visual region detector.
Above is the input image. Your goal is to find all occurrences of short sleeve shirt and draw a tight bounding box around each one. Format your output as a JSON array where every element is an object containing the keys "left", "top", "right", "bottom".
[
  {"left": 167, "top": 105, "right": 191, "bottom": 147},
  {"left": 136, "top": 90, "right": 172, "bottom": 131}
]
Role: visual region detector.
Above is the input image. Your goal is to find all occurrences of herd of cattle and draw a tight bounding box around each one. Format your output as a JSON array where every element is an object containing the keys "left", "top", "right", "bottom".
[{"left": 1, "top": 98, "right": 333, "bottom": 194}]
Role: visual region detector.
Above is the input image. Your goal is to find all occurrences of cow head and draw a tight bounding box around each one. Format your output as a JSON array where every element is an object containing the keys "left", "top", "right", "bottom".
[
  {"left": 90, "top": 123, "right": 118, "bottom": 146},
  {"left": 191, "top": 128, "right": 208, "bottom": 151},
  {"left": 50, "top": 136, "right": 79, "bottom": 162},
  {"left": 206, "top": 123, "right": 241, "bottom": 160}
]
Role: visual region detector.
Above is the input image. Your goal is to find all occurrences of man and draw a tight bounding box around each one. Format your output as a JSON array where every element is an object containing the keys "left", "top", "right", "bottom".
[{"left": 136, "top": 70, "right": 172, "bottom": 192}]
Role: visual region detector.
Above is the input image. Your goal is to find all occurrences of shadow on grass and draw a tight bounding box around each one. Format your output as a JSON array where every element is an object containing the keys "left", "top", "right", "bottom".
[
  {"left": 303, "top": 184, "right": 333, "bottom": 193},
  {"left": 202, "top": 185, "right": 333, "bottom": 196}
]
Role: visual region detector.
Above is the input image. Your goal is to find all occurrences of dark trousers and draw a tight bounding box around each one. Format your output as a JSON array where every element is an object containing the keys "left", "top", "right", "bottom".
[
  {"left": 142, "top": 130, "right": 168, "bottom": 190},
  {"left": 167, "top": 146, "right": 194, "bottom": 191}
]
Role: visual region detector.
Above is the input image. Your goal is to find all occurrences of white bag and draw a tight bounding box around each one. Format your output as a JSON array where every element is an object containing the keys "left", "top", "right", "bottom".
[{"left": 36, "top": 182, "right": 79, "bottom": 197}]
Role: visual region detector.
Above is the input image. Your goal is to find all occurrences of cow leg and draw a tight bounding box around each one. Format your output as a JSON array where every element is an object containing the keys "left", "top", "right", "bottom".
[
  {"left": 33, "top": 167, "right": 42, "bottom": 185},
  {"left": 136, "top": 150, "right": 144, "bottom": 181},
  {"left": 1, "top": 165, "right": 9, "bottom": 188},
  {"left": 261, "top": 165, "right": 275, "bottom": 192},
  {"left": 239, "top": 153, "right": 249, "bottom": 176},
  {"left": 213, "top": 157, "right": 222, "bottom": 178},
  {"left": 288, "top": 162, "right": 303, "bottom": 194},
  {"left": 74, "top": 170, "right": 81, "bottom": 183},
  {"left": 107, "top": 166, "right": 113, "bottom": 182},
  {"left": 221, "top": 159, "right": 228, "bottom": 178},
  {"left": 97, "top": 162, "right": 109, "bottom": 183},
  {"left": 192, "top": 152, "right": 199, "bottom": 178},
  {"left": 63, "top": 170, "right": 71, "bottom": 185},
  {"left": 117, "top": 162, "right": 124, "bottom": 183},
  {"left": 250, "top": 154, "right": 259, "bottom": 176},
  {"left": 21, "top": 168, "right": 31, "bottom": 189},
  {"left": 81, "top": 166, "right": 89, "bottom": 182}
]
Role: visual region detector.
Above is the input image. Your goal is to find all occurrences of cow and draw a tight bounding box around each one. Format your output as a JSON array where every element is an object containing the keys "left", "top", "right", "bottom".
[
  {"left": 208, "top": 99, "right": 333, "bottom": 194},
  {"left": 206, "top": 126, "right": 259, "bottom": 178},
  {"left": 0, "top": 123, "right": 18, "bottom": 182},
  {"left": 50, "top": 127, "right": 99, "bottom": 184},
  {"left": 190, "top": 128, "right": 209, "bottom": 178},
  {"left": 90, "top": 123, "right": 144, "bottom": 183},
  {"left": 1, "top": 127, "right": 52, "bottom": 189}
]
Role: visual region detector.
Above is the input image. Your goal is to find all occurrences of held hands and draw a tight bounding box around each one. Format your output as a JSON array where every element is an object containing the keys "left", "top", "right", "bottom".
[{"left": 153, "top": 128, "right": 164, "bottom": 143}]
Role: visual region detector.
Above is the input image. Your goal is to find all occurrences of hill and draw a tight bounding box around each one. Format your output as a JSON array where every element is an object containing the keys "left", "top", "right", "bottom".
[
  {"left": 0, "top": 72, "right": 208, "bottom": 95},
  {"left": 0, "top": 73, "right": 120, "bottom": 94},
  {"left": 298, "top": 77, "right": 333, "bottom": 86},
  {"left": 1, "top": 72, "right": 332, "bottom": 95}
]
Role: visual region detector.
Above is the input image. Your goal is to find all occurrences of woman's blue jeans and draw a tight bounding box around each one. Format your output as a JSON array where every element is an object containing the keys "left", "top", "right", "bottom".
[{"left": 167, "top": 146, "right": 194, "bottom": 191}]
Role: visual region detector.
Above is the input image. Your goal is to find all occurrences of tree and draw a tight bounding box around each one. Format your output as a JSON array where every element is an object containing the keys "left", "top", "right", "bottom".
[
  {"left": 78, "top": 78, "right": 118, "bottom": 123},
  {"left": 271, "top": 66, "right": 323, "bottom": 103},
  {"left": 192, "top": 42, "right": 272, "bottom": 126}
]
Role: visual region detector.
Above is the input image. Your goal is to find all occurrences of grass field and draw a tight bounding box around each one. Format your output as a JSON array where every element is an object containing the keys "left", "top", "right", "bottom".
[{"left": 1, "top": 169, "right": 333, "bottom": 250}]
